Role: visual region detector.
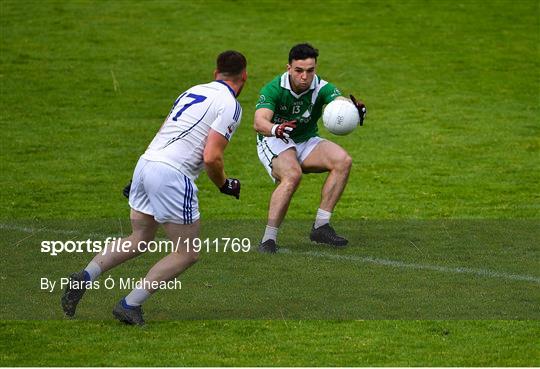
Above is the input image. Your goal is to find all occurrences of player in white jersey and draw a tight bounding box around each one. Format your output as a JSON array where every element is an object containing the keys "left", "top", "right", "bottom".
[
  {"left": 141, "top": 80, "right": 243, "bottom": 182},
  {"left": 61, "top": 51, "right": 248, "bottom": 325}
]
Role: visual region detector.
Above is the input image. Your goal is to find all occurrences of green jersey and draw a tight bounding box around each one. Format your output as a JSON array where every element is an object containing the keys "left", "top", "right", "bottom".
[{"left": 256, "top": 72, "right": 341, "bottom": 143}]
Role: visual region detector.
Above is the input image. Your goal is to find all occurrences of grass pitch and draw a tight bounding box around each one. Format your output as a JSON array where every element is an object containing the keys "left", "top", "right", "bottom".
[{"left": 1, "top": 0, "right": 539, "bottom": 366}]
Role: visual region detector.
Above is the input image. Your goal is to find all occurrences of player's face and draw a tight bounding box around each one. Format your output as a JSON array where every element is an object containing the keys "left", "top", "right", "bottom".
[{"left": 287, "top": 58, "right": 316, "bottom": 94}]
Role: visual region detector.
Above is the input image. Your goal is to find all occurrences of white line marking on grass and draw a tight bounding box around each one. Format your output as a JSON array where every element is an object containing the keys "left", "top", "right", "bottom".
[
  {"left": 0, "top": 223, "right": 114, "bottom": 240},
  {"left": 0, "top": 224, "right": 70, "bottom": 234},
  {"left": 280, "top": 249, "right": 540, "bottom": 284},
  {"left": 2, "top": 223, "right": 539, "bottom": 284}
]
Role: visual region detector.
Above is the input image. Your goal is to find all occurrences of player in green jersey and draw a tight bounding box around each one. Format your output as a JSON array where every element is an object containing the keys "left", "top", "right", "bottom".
[{"left": 254, "top": 43, "right": 367, "bottom": 253}]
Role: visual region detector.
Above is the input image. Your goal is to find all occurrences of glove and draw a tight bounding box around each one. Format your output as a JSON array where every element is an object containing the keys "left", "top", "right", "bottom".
[
  {"left": 349, "top": 95, "right": 367, "bottom": 126},
  {"left": 271, "top": 120, "right": 296, "bottom": 141},
  {"left": 122, "top": 180, "right": 132, "bottom": 199},
  {"left": 220, "top": 178, "right": 241, "bottom": 199}
]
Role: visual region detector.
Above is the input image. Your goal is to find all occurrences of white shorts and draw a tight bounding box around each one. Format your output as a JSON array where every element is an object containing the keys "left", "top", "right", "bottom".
[
  {"left": 128, "top": 158, "right": 200, "bottom": 224},
  {"left": 257, "top": 136, "right": 325, "bottom": 181}
]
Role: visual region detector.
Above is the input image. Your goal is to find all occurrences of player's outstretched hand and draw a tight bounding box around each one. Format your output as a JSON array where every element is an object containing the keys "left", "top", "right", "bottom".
[
  {"left": 350, "top": 95, "right": 367, "bottom": 126},
  {"left": 271, "top": 120, "right": 296, "bottom": 140},
  {"left": 220, "top": 178, "right": 241, "bottom": 199},
  {"left": 122, "top": 180, "right": 132, "bottom": 199}
]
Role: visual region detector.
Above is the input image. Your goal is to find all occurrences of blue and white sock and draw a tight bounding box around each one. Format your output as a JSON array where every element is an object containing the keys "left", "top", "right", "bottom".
[
  {"left": 83, "top": 261, "right": 102, "bottom": 282},
  {"left": 124, "top": 286, "right": 151, "bottom": 307}
]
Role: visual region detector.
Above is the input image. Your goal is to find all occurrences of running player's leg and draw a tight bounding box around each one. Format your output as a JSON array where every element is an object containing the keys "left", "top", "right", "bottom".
[
  {"left": 114, "top": 161, "right": 200, "bottom": 325},
  {"left": 142, "top": 220, "right": 200, "bottom": 288},
  {"left": 301, "top": 140, "right": 352, "bottom": 246},
  {"left": 113, "top": 220, "right": 199, "bottom": 326},
  {"left": 87, "top": 157, "right": 159, "bottom": 280},
  {"left": 61, "top": 209, "right": 158, "bottom": 317},
  {"left": 91, "top": 209, "right": 159, "bottom": 273}
]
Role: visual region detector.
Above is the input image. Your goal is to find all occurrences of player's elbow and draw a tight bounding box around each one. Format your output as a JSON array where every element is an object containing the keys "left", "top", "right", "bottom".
[
  {"left": 253, "top": 117, "right": 263, "bottom": 133},
  {"left": 203, "top": 151, "right": 223, "bottom": 168},
  {"left": 253, "top": 111, "right": 272, "bottom": 134}
]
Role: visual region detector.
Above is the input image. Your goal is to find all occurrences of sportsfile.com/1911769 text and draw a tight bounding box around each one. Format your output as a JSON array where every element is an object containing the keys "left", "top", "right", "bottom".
[{"left": 40, "top": 237, "right": 252, "bottom": 256}]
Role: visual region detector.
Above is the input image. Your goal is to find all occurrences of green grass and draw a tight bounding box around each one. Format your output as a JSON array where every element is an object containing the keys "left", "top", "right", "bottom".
[
  {"left": 1, "top": 0, "right": 539, "bottom": 366},
  {"left": 2, "top": 320, "right": 538, "bottom": 366}
]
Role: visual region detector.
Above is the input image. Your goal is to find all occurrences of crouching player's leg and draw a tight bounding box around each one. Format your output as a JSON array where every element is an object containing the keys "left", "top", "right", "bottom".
[
  {"left": 301, "top": 139, "right": 352, "bottom": 247},
  {"left": 112, "top": 220, "right": 200, "bottom": 326},
  {"left": 61, "top": 209, "right": 159, "bottom": 318},
  {"left": 258, "top": 147, "right": 303, "bottom": 253}
]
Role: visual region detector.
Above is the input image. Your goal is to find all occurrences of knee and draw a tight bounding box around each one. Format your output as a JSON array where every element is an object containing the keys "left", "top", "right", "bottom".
[
  {"left": 177, "top": 250, "right": 199, "bottom": 268},
  {"left": 132, "top": 226, "right": 158, "bottom": 245},
  {"left": 335, "top": 154, "right": 352, "bottom": 173},
  {"left": 133, "top": 233, "right": 155, "bottom": 248},
  {"left": 281, "top": 168, "right": 302, "bottom": 190},
  {"left": 185, "top": 251, "right": 199, "bottom": 266},
  {"left": 170, "top": 249, "right": 199, "bottom": 269}
]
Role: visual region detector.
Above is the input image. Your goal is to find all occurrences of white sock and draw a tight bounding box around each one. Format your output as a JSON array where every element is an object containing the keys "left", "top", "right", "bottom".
[
  {"left": 262, "top": 225, "right": 278, "bottom": 242},
  {"left": 83, "top": 261, "right": 102, "bottom": 282},
  {"left": 314, "top": 208, "right": 332, "bottom": 229},
  {"left": 124, "top": 286, "right": 151, "bottom": 307}
]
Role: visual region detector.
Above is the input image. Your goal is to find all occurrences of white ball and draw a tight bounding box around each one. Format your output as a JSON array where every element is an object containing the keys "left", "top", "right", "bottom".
[{"left": 322, "top": 99, "right": 360, "bottom": 136}]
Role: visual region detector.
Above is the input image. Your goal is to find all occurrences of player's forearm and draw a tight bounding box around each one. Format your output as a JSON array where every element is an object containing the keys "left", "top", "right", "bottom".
[
  {"left": 253, "top": 116, "right": 275, "bottom": 136},
  {"left": 254, "top": 108, "right": 277, "bottom": 137},
  {"left": 204, "top": 156, "right": 226, "bottom": 188}
]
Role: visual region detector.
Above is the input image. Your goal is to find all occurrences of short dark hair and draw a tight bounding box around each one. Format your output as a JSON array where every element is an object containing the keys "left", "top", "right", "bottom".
[
  {"left": 216, "top": 50, "right": 247, "bottom": 76},
  {"left": 288, "top": 43, "right": 319, "bottom": 64}
]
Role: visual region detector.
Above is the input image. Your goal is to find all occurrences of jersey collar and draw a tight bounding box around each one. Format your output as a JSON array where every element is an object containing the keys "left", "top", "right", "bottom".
[
  {"left": 215, "top": 80, "right": 236, "bottom": 97},
  {"left": 280, "top": 72, "right": 318, "bottom": 99}
]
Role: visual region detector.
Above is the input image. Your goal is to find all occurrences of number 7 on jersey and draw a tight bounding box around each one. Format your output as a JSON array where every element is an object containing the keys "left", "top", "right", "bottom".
[{"left": 169, "top": 93, "right": 207, "bottom": 122}]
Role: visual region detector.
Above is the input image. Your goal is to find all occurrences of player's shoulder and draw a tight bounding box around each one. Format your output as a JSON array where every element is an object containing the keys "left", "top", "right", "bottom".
[
  {"left": 193, "top": 80, "right": 233, "bottom": 94},
  {"left": 203, "top": 81, "right": 239, "bottom": 105},
  {"left": 213, "top": 82, "right": 241, "bottom": 120},
  {"left": 317, "top": 76, "right": 341, "bottom": 97},
  {"left": 314, "top": 75, "right": 332, "bottom": 88}
]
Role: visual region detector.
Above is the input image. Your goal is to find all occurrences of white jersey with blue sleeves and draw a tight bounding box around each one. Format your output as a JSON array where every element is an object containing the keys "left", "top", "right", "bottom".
[{"left": 142, "top": 80, "right": 242, "bottom": 180}]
